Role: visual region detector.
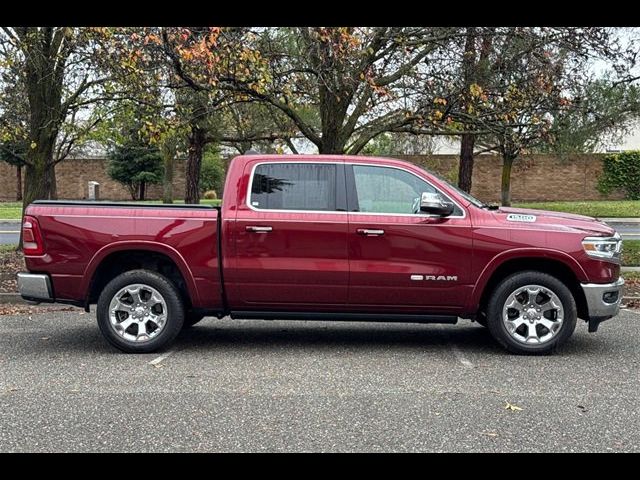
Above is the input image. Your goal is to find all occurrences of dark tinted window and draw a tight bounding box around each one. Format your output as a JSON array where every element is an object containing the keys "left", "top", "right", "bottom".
[{"left": 250, "top": 163, "right": 337, "bottom": 211}]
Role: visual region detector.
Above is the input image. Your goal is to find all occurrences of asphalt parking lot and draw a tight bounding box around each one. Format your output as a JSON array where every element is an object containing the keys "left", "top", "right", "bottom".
[{"left": 1, "top": 308, "right": 639, "bottom": 452}]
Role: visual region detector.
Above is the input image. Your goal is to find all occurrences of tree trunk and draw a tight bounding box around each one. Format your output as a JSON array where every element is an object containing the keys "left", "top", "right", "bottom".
[
  {"left": 458, "top": 133, "right": 475, "bottom": 193},
  {"left": 161, "top": 136, "right": 177, "bottom": 204},
  {"left": 45, "top": 165, "right": 57, "bottom": 200},
  {"left": 501, "top": 154, "right": 515, "bottom": 207},
  {"left": 16, "top": 165, "right": 22, "bottom": 201},
  {"left": 139, "top": 182, "right": 146, "bottom": 201},
  {"left": 22, "top": 160, "right": 56, "bottom": 211},
  {"left": 185, "top": 126, "right": 206, "bottom": 204},
  {"left": 458, "top": 29, "right": 477, "bottom": 193}
]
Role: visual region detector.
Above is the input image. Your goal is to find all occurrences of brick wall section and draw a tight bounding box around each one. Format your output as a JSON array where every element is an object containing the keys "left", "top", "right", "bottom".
[
  {"left": 395, "top": 153, "right": 624, "bottom": 202},
  {"left": 0, "top": 158, "right": 187, "bottom": 201},
  {"left": 0, "top": 153, "right": 624, "bottom": 202}
]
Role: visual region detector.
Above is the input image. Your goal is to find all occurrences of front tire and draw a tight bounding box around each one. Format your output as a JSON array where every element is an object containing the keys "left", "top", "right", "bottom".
[
  {"left": 486, "top": 271, "right": 577, "bottom": 355},
  {"left": 97, "top": 269, "right": 185, "bottom": 353}
]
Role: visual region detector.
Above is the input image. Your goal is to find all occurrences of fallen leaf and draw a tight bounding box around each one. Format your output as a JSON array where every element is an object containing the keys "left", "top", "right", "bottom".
[
  {"left": 481, "top": 431, "right": 498, "bottom": 437},
  {"left": 40, "top": 337, "right": 50, "bottom": 341},
  {"left": 505, "top": 402, "right": 523, "bottom": 411}
]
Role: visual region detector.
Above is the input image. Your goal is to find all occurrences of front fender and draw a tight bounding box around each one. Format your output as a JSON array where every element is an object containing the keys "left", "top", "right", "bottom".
[{"left": 467, "top": 248, "right": 588, "bottom": 311}]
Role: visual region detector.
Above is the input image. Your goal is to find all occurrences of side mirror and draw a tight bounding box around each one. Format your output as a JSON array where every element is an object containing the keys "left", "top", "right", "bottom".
[{"left": 419, "top": 192, "right": 454, "bottom": 216}]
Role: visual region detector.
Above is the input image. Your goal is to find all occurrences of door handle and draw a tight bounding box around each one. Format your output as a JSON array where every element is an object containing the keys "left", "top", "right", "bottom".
[
  {"left": 357, "top": 228, "right": 385, "bottom": 236},
  {"left": 246, "top": 226, "right": 273, "bottom": 233}
]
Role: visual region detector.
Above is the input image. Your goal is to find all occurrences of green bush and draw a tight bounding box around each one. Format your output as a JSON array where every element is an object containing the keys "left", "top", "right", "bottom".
[
  {"left": 200, "top": 148, "right": 226, "bottom": 195},
  {"left": 598, "top": 151, "right": 640, "bottom": 200},
  {"left": 108, "top": 139, "right": 163, "bottom": 200}
]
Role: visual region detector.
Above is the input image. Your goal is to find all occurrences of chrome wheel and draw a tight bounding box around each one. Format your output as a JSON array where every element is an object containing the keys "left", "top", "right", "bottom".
[
  {"left": 502, "top": 284, "right": 564, "bottom": 345},
  {"left": 108, "top": 283, "right": 168, "bottom": 343}
]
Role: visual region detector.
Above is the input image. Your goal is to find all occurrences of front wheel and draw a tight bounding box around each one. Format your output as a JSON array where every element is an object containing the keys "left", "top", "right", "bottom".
[
  {"left": 486, "top": 271, "right": 577, "bottom": 355},
  {"left": 97, "top": 269, "right": 185, "bottom": 353}
]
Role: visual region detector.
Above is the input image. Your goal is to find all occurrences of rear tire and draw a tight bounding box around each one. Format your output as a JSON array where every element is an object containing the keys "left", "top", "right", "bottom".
[
  {"left": 97, "top": 269, "right": 185, "bottom": 353},
  {"left": 486, "top": 271, "right": 577, "bottom": 355}
]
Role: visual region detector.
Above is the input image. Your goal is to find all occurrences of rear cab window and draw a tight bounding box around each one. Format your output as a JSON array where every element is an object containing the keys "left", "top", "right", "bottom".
[{"left": 249, "top": 163, "right": 337, "bottom": 211}]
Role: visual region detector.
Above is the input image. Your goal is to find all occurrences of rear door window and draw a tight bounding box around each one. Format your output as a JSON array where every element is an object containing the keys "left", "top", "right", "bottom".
[{"left": 250, "top": 163, "right": 337, "bottom": 211}]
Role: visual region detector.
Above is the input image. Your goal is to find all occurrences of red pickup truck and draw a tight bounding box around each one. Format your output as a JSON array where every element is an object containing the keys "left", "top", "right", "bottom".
[{"left": 18, "top": 154, "right": 624, "bottom": 354}]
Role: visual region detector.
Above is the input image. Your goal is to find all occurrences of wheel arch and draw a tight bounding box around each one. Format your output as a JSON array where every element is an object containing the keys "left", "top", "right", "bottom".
[
  {"left": 82, "top": 242, "right": 199, "bottom": 309},
  {"left": 472, "top": 252, "right": 589, "bottom": 321}
]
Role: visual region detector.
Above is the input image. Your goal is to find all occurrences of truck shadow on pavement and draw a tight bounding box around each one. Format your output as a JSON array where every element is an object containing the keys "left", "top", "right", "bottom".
[
  {"left": 174, "top": 321, "right": 503, "bottom": 354},
  {"left": 170, "top": 321, "right": 607, "bottom": 356},
  {"left": 30, "top": 318, "right": 608, "bottom": 356}
]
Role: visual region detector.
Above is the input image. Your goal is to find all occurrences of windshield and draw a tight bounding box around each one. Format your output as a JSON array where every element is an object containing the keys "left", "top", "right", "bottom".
[{"left": 418, "top": 166, "right": 486, "bottom": 208}]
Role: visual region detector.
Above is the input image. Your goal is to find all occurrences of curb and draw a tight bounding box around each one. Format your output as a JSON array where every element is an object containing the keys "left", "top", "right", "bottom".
[
  {"left": 0, "top": 219, "right": 21, "bottom": 223},
  {"left": 599, "top": 218, "right": 640, "bottom": 223},
  {"left": 622, "top": 267, "right": 640, "bottom": 272},
  {"left": 0, "top": 293, "right": 24, "bottom": 304}
]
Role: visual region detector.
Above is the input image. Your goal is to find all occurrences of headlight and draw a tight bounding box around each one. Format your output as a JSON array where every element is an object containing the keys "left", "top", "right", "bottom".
[{"left": 582, "top": 232, "right": 622, "bottom": 262}]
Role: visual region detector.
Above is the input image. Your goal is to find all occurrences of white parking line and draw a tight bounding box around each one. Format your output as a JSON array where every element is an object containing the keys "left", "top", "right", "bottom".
[
  {"left": 438, "top": 324, "right": 474, "bottom": 369},
  {"left": 148, "top": 350, "right": 175, "bottom": 366},
  {"left": 0, "top": 230, "right": 20, "bottom": 234}
]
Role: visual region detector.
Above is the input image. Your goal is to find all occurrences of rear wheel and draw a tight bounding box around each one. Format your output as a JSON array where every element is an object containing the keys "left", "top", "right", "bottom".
[
  {"left": 97, "top": 269, "right": 185, "bottom": 353},
  {"left": 486, "top": 271, "right": 577, "bottom": 355}
]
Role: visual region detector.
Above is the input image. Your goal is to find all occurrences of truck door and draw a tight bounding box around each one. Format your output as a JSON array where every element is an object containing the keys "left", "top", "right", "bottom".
[
  {"left": 346, "top": 163, "right": 473, "bottom": 313},
  {"left": 227, "top": 160, "right": 349, "bottom": 310}
]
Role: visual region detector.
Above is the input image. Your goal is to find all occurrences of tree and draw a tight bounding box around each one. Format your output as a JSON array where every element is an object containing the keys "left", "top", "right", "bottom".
[
  {"left": 0, "top": 28, "right": 110, "bottom": 210},
  {"left": 163, "top": 27, "right": 466, "bottom": 156},
  {"left": 108, "top": 135, "right": 163, "bottom": 200},
  {"left": 455, "top": 27, "right": 494, "bottom": 193},
  {"left": 361, "top": 132, "right": 436, "bottom": 156},
  {"left": 544, "top": 79, "right": 640, "bottom": 154},
  {"left": 0, "top": 139, "right": 26, "bottom": 201},
  {"left": 431, "top": 27, "right": 636, "bottom": 205},
  {"left": 200, "top": 145, "right": 226, "bottom": 196}
]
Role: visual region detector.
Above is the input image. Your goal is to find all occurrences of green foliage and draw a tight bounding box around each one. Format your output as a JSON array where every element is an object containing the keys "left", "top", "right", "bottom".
[
  {"left": 597, "top": 151, "right": 640, "bottom": 200},
  {"left": 200, "top": 147, "right": 226, "bottom": 195},
  {"left": 513, "top": 200, "right": 640, "bottom": 218},
  {"left": 544, "top": 80, "right": 640, "bottom": 155},
  {"left": 108, "top": 137, "right": 163, "bottom": 200},
  {"left": 622, "top": 240, "right": 640, "bottom": 267},
  {"left": 0, "top": 140, "right": 27, "bottom": 167}
]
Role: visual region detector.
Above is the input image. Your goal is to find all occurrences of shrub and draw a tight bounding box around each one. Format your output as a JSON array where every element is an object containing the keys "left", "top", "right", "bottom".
[
  {"left": 200, "top": 147, "right": 226, "bottom": 195},
  {"left": 203, "top": 190, "right": 217, "bottom": 200},
  {"left": 108, "top": 140, "right": 163, "bottom": 200},
  {"left": 597, "top": 151, "right": 640, "bottom": 200}
]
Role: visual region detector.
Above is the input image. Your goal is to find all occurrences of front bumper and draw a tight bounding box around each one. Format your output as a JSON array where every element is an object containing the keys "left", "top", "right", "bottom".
[
  {"left": 580, "top": 276, "right": 624, "bottom": 332},
  {"left": 17, "top": 272, "right": 54, "bottom": 303}
]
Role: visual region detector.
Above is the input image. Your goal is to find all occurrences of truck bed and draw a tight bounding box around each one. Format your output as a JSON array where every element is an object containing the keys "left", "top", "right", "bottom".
[{"left": 23, "top": 201, "right": 224, "bottom": 311}]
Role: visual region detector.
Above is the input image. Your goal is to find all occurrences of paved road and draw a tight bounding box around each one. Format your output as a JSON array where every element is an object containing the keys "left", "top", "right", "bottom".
[
  {"left": 1, "top": 309, "right": 639, "bottom": 452},
  {"left": 0, "top": 222, "right": 19, "bottom": 245},
  {"left": 607, "top": 222, "right": 640, "bottom": 239}
]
